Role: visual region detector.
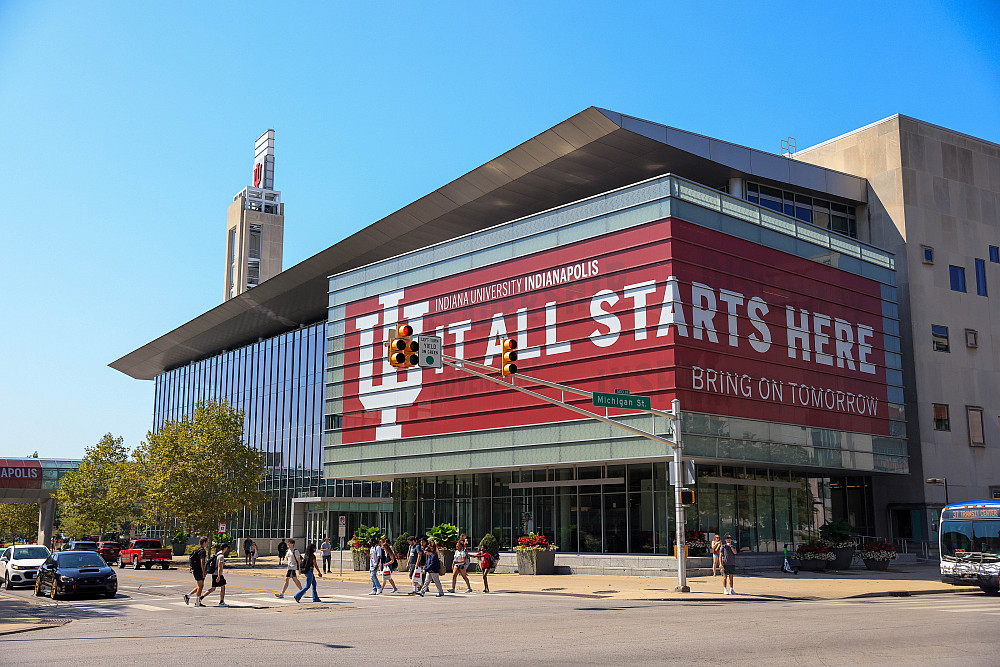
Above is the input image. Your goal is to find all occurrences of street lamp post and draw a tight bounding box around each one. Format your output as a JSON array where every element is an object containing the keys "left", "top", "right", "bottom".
[{"left": 926, "top": 477, "right": 949, "bottom": 505}]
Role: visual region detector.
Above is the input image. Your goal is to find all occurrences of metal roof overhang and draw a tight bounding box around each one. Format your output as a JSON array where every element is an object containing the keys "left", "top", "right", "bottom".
[{"left": 110, "top": 107, "right": 867, "bottom": 380}]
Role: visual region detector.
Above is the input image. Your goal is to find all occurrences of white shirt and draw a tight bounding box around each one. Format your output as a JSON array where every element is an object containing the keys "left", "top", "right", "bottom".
[
  {"left": 369, "top": 545, "right": 381, "bottom": 570},
  {"left": 285, "top": 549, "right": 299, "bottom": 568}
]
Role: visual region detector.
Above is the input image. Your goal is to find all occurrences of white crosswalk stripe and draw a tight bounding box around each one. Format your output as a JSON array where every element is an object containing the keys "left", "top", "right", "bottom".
[
  {"left": 253, "top": 596, "right": 295, "bottom": 604},
  {"left": 131, "top": 604, "right": 170, "bottom": 611}
]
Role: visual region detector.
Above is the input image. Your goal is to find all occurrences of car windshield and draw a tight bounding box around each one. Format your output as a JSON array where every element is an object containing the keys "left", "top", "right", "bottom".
[
  {"left": 941, "top": 520, "right": 1000, "bottom": 560},
  {"left": 13, "top": 547, "right": 49, "bottom": 560},
  {"left": 133, "top": 541, "right": 162, "bottom": 549},
  {"left": 58, "top": 553, "right": 107, "bottom": 568}
]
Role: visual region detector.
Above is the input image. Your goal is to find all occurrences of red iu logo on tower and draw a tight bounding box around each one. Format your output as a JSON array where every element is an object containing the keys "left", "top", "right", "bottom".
[{"left": 253, "top": 162, "right": 263, "bottom": 188}]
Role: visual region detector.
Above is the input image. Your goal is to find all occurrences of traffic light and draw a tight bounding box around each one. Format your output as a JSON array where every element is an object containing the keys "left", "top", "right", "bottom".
[
  {"left": 402, "top": 337, "right": 419, "bottom": 367},
  {"left": 501, "top": 338, "right": 518, "bottom": 376},
  {"left": 388, "top": 324, "right": 417, "bottom": 368},
  {"left": 679, "top": 488, "right": 695, "bottom": 505},
  {"left": 388, "top": 337, "right": 407, "bottom": 367}
]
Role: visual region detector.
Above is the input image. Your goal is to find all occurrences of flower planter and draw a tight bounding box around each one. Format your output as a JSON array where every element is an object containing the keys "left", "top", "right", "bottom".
[
  {"left": 438, "top": 548, "right": 455, "bottom": 573},
  {"left": 795, "top": 559, "right": 828, "bottom": 572},
  {"left": 516, "top": 549, "right": 555, "bottom": 575},
  {"left": 171, "top": 542, "right": 187, "bottom": 557},
  {"left": 862, "top": 558, "right": 891, "bottom": 571},
  {"left": 351, "top": 550, "right": 370, "bottom": 571},
  {"left": 830, "top": 546, "right": 855, "bottom": 570}
]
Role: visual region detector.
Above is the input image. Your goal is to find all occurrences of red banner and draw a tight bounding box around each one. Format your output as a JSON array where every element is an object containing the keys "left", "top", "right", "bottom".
[
  {"left": 0, "top": 460, "right": 43, "bottom": 489},
  {"left": 338, "top": 217, "right": 890, "bottom": 444}
]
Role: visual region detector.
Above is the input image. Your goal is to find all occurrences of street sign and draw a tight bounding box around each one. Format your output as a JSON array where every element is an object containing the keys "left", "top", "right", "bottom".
[
  {"left": 668, "top": 460, "right": 696, "bottom": 485},
  {"left": 417, "top": 334, "right": 442, "bottom": 368},
  {"left": 592, "top": 391, "right": 651, "bottom": 410},
  {"left": 218, "top": 522, "right": 227, "bottom": 533},
  {"left": 338, "top": 515, "right": 346, "bottom": 527},
  {"left": 338, "top": 515, "right": 346, "bottom": 538}
]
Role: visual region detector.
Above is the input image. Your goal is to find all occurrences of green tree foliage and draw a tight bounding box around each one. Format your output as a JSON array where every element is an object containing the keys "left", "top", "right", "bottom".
[
  {"left": 55, "top": 434, "right": 137, "bottom": 537},
  {"left": 0, "top": 503, "right": 39, "bottom": 542},
  {"left": 137, "top": 401, "right": 266, "bottom": 537}
]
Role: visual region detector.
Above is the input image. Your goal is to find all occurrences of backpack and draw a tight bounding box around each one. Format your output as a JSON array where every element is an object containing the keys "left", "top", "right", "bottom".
[
  {"left": 204, "top": 551, "right": 218, "bottom": 575},
  {"left": 299, "top": 553, "right": 312, "bottom": 574},
  {"left": 189, "top": 547, "right": 205, "bottom": 570}
]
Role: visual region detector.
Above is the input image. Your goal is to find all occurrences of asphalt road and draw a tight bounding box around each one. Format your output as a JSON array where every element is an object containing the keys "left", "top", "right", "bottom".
[{"left": 2, "top": 565, "right": 999, "bottom": 664}]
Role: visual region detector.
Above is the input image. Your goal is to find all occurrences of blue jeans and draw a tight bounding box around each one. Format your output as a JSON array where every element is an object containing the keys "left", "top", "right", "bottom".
[
  {"left": 295, "top": 571, "right": 320, "bottom": 602},
  {"left": 370, "top": 568, "right": 382, "bottom": 593}
]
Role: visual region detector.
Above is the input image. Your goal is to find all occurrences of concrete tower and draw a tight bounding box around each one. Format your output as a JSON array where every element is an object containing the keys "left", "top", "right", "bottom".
[{"left": 224, "top": 129, "right": 284, "bottom": 301}]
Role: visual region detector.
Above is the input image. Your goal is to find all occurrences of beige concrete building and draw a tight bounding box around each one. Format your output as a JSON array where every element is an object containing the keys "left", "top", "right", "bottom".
[
  {"left": 224, "top": 130, "right": 284, "bottom": 301},
  {"left": 795, "top": 116, "right": 1000, "bottom": 540}
]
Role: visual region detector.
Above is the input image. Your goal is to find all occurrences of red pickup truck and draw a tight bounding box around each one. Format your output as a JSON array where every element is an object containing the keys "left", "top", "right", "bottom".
[{"left": 117, "top": 539, "right": 173, "bottom": 570}]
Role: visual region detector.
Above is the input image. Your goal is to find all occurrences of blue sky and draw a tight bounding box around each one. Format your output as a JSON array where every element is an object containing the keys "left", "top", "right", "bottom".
[{"left": 1, "top": 1, "right": 997, "bottom": 460}]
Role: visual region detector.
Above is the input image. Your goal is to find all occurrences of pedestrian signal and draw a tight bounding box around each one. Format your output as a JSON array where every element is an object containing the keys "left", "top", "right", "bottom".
[
  {"left": 501, "top": 338, "right": 518, "bottom": 376},
  {"left": 679, "top": 488, "right": 695, "bottom": 505}
]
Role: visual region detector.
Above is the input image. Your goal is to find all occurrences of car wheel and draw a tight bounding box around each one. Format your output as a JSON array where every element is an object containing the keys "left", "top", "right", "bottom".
[
  {"left": 51, "top": 584, "right": 62, "bottom": 601},
  {"left": 34, "top": 580, "right": 44, "bottom": 597},
  {"left": 144, "top": 563, "right": 152, "bottom": 570},
  {"left": 132, "top": 558, "right": 141, "bottom": 570},
  {"left": 118, "top": 556, "right": 125, "bottom": 569},
  {"left": 3, "top": 573, "right": 11, "bottom": 590},
  {"left": 161, "top": 563, "right": 169, "bottom": 570},
  {"left": 104, "top": 589, "right": 117, "bottom": 598},
  {"left": 980, "top": 584, "right": 1000, "bottom": 596}
]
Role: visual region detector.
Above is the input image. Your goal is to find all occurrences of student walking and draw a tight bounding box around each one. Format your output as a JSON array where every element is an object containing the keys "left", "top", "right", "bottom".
[
  {"left": 406, "top": 535, "right": 420, "bottom": 581},
  {"left": 711, "top": 534, "right": 723, "bottom": 576},
  {"left": 448, "top": 537, "right": 472, "bottom": 593},
  {"left": 184, "top": 536, "right": 210, "bottom": 606},
  {"left": 368, "top": 538, "right": 384, "bottom": 595},
  {"left": 320, "top": 536, "right": 332, "bottom": 573},
  {"left": 250, "top": 541, "right": 258, "bottom": 568},
  {"left": 200, "top": 543, "right": 231, "bottom": 607},
  {"left": 476, "top": 543, "right": 492, "bottom": 593},
  {"left": 275, "top": 539, "right": 302, "bottom": 598},
  {"left": 293, "top": 544, "right": 323, "bottom": 603},
  {"left": 380, "top": 536, "right": 398, "bottom": 592},
  {"left": 408, "top": 537, "right": 427, "bottom": 595},
  {"left": 418, "top": 540, "right": 444, "bottom": 597},
  {"left": 721, "top": 533, "right": 738, "bottom": 595},
  {"left": 277, "top": 539, "right": 288, "bottom": 563},
  {"left": 243, "top": 536, "right": 253, "bottom": 566}
]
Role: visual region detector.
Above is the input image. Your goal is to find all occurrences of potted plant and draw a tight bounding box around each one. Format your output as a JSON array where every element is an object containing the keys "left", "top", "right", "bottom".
[
  {"left": 794, "top": 541, "right": 836, "bottom": 571},
  {"left": 515, "top": 532, "right": 558, "bottom": 575},
  {"left": 169, "top": 530, "right": 189, "bottom": 557},
  {"left": 427, "top": 523, "right": 459, "bottom": 572},
  {"left": 858, "top": 541, "right": 898, "bottom": 571},
  {"left": 819, "top": 519, "right": 857, "bottom": 570},
  {"left": 392, "top": 533, "right": 410, "bottom": 572},
  {"left": 348, "top": 525, "right": 383, "bottom": 571},
  {"left": 477, "top": 533, "right": 500, "bottom": 573},
  {"left": 684, "top": 530, "right": 709, "bottom": 556}
]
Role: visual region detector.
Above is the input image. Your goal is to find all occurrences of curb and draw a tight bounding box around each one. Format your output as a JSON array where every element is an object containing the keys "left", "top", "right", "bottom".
[{"left": 0, "top": 620, "right": 71, "bottom": 636}]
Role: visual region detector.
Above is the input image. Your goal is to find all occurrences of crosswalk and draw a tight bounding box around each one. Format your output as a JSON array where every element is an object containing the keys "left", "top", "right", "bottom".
[{"left": 799, "top": 593, "right": 1000, "bottom": 615}]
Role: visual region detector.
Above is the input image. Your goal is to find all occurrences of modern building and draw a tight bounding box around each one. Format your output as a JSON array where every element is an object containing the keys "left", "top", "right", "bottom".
[
  {"left": 0, "top": 458, "right": 79, "bottom": 545},
  {"left": 112, "top": 108, "right": 998, "bottom": 561},
  {"left": 224, "top": 130, "right": 284, "bottom": 301}
]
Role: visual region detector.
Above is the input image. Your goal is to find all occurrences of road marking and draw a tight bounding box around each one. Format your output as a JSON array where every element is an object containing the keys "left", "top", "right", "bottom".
[
  {"left": 149, "top": 584, "right": 178, "bottom": 588},
  {"left": 324, "top": 593, "right": 370, "bottom": 600},
  {"left": 220, "top": 599, "right": 256, "bottom": 607},
  {"left": 131, "top": 604, "right": 170, "bottom": 611},
  {"left": 253, "top": 597, "right": 295, "bottom": 604}
]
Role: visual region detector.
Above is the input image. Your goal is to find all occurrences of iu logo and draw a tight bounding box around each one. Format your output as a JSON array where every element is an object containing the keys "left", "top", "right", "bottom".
[{"left": 253, "top": 162, "right": 263, "bottom": 188}]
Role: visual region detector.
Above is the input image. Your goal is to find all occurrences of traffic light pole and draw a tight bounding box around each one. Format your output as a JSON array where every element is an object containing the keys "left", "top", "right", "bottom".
[{"left": 672, "top": 398, "right": 689, "bottom": 592}]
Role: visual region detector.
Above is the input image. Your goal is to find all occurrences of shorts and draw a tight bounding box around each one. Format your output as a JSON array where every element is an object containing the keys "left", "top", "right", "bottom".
[
  {"left": 723, "top": 564, "right": 735, "bottom": 575},
  {"left": 286, "top": 569, "right": 298, "bottom": 578},
  {"left": 455, "top": 562, "right": 468, "bottom": 570},
  {"left": 212, "top": 574, "right": 227, "bottom": 587},
  {"left": 192, "top": 567, "right": 204, "bottom": 582}
]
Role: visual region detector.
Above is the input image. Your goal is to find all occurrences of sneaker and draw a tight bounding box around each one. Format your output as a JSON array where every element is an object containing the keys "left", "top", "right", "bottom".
[
  {"left": 465, "top": 589, "right": 473, "bottom": 593},
  {"left": 218, "top": 602, "right": 228, "bottom": 607},
  {"left": 417, "top": 592, "right": 424, "bottom": 597},
  {"left": 436, "top": 593, "right": 444, "bottom": 597},
  {"left": 274, "top": 593, "right": 284, "bottom": 599},
  {"left": 184, "top": 594, "right": 191, "bottom": 605},
  {"left": 723, "top": 589, "right": 729, "bottom": 595},
  {"left": 730, "top": 589, "right": 736, "bottom": 595},
  {"left": 294, "top": 596, "right": 301, "bottom": 603},
  {"left": 407, "top": 591, "right": 416, "bottom": 595},
  {"left": 368, "top": 591, "right": 378, "bottom": 595},
  {"left": 196, "top": 597, "right": 204, "bottom": 606},
  {"left": 447, "top": 588, "right": 455, "bottom": 593}
]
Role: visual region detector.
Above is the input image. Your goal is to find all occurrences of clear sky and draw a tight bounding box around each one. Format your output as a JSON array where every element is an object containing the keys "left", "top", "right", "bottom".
[{"left": 1, "top": 1, "right": 997, "bottom": 460}]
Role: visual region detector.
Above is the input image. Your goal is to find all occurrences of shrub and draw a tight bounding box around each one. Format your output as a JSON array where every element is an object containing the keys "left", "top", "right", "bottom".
[
  {"left": 170, "top": 530, "right": 189, "bottom": 544},
  {"left": 392, "top": 532, "right": 410, "bottom": 560},
  {"left": 478, "top": 533, "right": 500, "bottom": 562},
  {"left": 348, "top": 525, "right": 384, "bottom": 551},
  {"left": 427, "top": 523, "right": 458, "bottom": 549}
]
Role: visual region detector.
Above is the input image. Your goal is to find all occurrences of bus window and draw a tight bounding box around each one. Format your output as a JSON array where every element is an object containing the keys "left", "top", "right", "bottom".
[
  {"left": 973, "top": 521, "right": 1000, "bottom": 559},
  {"left": 941, "top": 521, "right": 973, "bottom": 559}
]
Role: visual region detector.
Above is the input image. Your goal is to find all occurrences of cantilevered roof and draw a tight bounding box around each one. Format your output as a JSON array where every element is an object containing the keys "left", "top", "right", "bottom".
[{"left": 111, "top": 107, "right": 867, "bottom": 380}]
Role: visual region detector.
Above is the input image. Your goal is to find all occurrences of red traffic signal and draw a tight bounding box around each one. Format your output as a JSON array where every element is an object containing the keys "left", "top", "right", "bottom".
[
  {"left": 501, "top": 338, "right": 517, "bottom": 376},
  {"left": 397, "top": 324, "right": 413, "bottom": 337}
]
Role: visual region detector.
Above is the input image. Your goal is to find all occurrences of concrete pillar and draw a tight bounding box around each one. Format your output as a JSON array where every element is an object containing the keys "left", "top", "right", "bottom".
[
  {"left": 38, "top": 497, "right": 55, "bottom": 547},
  {"left": 728, "top": 177, "right": 744, "bottom": 199},
  {"left": 290, "top": 502, "right": 306, "bottom": 546}
]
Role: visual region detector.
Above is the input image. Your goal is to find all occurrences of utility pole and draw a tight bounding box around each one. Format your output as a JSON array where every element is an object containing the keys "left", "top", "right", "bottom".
[{"left": 672, "top": 398, "right": 689, "bottom": 593}]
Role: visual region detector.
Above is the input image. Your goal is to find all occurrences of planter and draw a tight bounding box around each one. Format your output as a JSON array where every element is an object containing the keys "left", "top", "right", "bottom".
[
  {"left": 516, "top": 549, "right": 555, "bottom": 575},
  {"left": 351, "top": 550, "right": 370, "bottom": 571},
  {"left": 830, "top": 546, "right": 855, "bottom": 570},
  {"left": 795, "top": 559, "right": 828, "bottom": 572},
  {"left": 171, "top": 542, "right": 187, "bottom": 557},
  {"left": 862, "top": 558, "right": 891, "bottom": 571},
  {"left": 439, "top": 548, "right": 455, "bottom": 573}
]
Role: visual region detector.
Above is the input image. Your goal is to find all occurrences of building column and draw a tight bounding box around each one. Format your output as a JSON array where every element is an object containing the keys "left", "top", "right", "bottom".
[
  {"left": 728, "top": 177, "right": 744, "bottom": 199},
  {"left": 38, "top": 497, "right": 55, "bottom": 548},
  {"left": 290, "top": 501, "right": 306, "bottom": 546}
]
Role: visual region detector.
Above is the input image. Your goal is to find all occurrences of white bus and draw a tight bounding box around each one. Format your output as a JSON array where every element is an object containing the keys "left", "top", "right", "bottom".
[{"left": 939, "top": 500, "right": 1000, "bottom": 596}]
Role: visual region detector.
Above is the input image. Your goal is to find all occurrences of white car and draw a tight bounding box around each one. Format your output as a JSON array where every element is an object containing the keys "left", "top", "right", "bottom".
[{"left": 0, "top": 545, "right": 51, "bottom": 589}]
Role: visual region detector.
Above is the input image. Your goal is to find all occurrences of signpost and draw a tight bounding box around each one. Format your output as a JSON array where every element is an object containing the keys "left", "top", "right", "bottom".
[
  {"left": 338, "top": 515, "right": 346, "bottom": 576},
  {"left": 416, "top": 334, "right": 442, "bottom": 368},
  {"left": 592, "top": 391, "right": 651, "bottom": 411},
  {"left": 218, "top": 522, "right": 227, "bottom": 533}
]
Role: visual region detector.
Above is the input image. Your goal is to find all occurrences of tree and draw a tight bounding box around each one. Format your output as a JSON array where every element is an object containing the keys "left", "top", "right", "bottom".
[
  {"left": 56, "top": 434, "right": 137, "bottom": 538},
  {"left": 137, "top": 400, "right": 266, "bottom": 537},
  {"left": 0, "top": 503, "right": 38, "bottom": 543}
]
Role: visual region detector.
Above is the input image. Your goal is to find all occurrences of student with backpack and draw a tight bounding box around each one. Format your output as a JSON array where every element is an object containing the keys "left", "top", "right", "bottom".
[
  {"left": 199, "top": 543, "right": 231, "bottom": 607},
  {"left": 275, "top": 538, "right": 303, "bottom": 599},
  {"left": 184, "top": 536, "right": 210, "bottom": 606},
  {"left": 293, "top": 543, "right": 322, "bottom": 603}
]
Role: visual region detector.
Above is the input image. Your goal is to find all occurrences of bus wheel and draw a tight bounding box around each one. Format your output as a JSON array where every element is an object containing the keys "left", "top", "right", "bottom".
[{"left": 980, "top": 584, "right": 1000, "bottom": 596}]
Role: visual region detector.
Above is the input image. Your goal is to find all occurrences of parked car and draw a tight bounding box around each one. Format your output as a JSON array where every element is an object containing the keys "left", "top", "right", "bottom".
[
  {"left": 96, "top": 541, "right": 122, "bottom": 564},
  {"left": 118, "top": 539, "right": 172, "bottom": 570},
  {"left": 64, "top": 541, "right": 99, "bottom": 552},
  {"left": 34, "top": 550, "right": 117, "bottom": 599},
  {"left": 0, "top": 545, "right": 51, "bottom": 589}
]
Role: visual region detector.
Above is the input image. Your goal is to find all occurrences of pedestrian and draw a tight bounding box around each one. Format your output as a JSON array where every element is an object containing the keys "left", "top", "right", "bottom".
[
  {"left": 277, "top": 538, "right": 288, "bottom": 563},
  {"left": 711, "top": 534, "right": 723, "bottom": 576},
  {"left": 721, "top": 533, "right": 738, "bottom": 595},
  {"left": 320, "top": 536, "right": 332, "bottom": 573},
  {"left": 250, "top": 541, "right": 258, "bottom": 567},
  {"left": 380, "top": 536, "right": 398, "bottom": 592},
  {"left": 408, "top": 537, "right": 426, "bottom": 595},
  {"left": 476, "top": 542, "right": 492, "bottom": 593},
  {"left": 200, "top": 543, "right": 231, "bottom": 607},
  {"left": 275, "top": 538, "right": 302, "bottom": 598},
  {"left": 418, "top": 539, "right": 444, "bottom": 597},
  {"left": 406, "top": 535, "right": 419, "bottom": 582},
  {"left": 184, "top": 535, "right": 210, "bottom": 606},
  {"left": 448, "top": 537, "right": 472, "bottom": 593},
  {"left": 293, "top": 543, "right": 323, "bottom": 603},
  {"left": 368, "top": 537, "right": 383, "bottom": 595},
  {"left": 244, "top": 536, "right": 253, "bottom": 567}
]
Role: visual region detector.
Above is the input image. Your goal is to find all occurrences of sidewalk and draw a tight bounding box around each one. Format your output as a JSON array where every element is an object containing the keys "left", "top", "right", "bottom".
[
  {"left": 0, "top": 594, "right": 72, "bottom": 636},
  {"left": 225, "top": 556, "right": 962, "bottom": 601}
]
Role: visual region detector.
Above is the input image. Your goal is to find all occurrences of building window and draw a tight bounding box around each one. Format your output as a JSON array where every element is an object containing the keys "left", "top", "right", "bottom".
[
  {"left": 921, "top": 246, "right": 934, "bottom": 264},
  {"left": 990, "top": 246, "right": 999, "bottom": 263},
  {"left": 967, "top": 406, "right": 985, "bottom": 446},
  {"left": 992, "top": 487, "right": 1000, "bottom": 500},
  {"left": 932, "top": 325, "right": 950, "bottom": 352},
  {"left": 744, "top": 182, "right": 857, "bottom": 238},
  {"left": 966, "top": 329, "right": 979, "bottom": 348},
  {"left": 950, "top": 266, "right": 967, "bottom": 292},
  {"left": 933, "top": 404, "right": 950, "bottom": 431},
  {"left": 975, "top": 258, "right": 987, "bottom": 296}
]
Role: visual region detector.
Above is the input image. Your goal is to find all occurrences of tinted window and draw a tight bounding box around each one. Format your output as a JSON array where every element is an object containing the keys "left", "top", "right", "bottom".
[
  {"left": 950, "top": 266, "right": 967, "bottom": 292},
  {"left": 133, "top": 540, "right": 162, "bottom": 549},
  {"left": 57, "top": 552, "right": 107, "bottom": 568},
  {"left": 941, "top": 521, "right": 973, "bottom": 557},
  {"left": 990, "top": 246, "right": 999, "bottom": 263},
  {"left": 13, "top": 547, "right": 49, "bottom": 560},
  {"left": 975, "top": 259, "right": 987, "bottom": 296}
]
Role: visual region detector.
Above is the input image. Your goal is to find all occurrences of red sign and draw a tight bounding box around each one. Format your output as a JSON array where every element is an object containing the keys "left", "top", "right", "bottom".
[
  {"left": 0, "top": 460, "right": 42, "bottom": 489},
  {"left": 339, "top": 217, "right": 890, "bottom": 444},
  {"left": 253, "top": 162, "right": 263, "bottom": 188}
]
